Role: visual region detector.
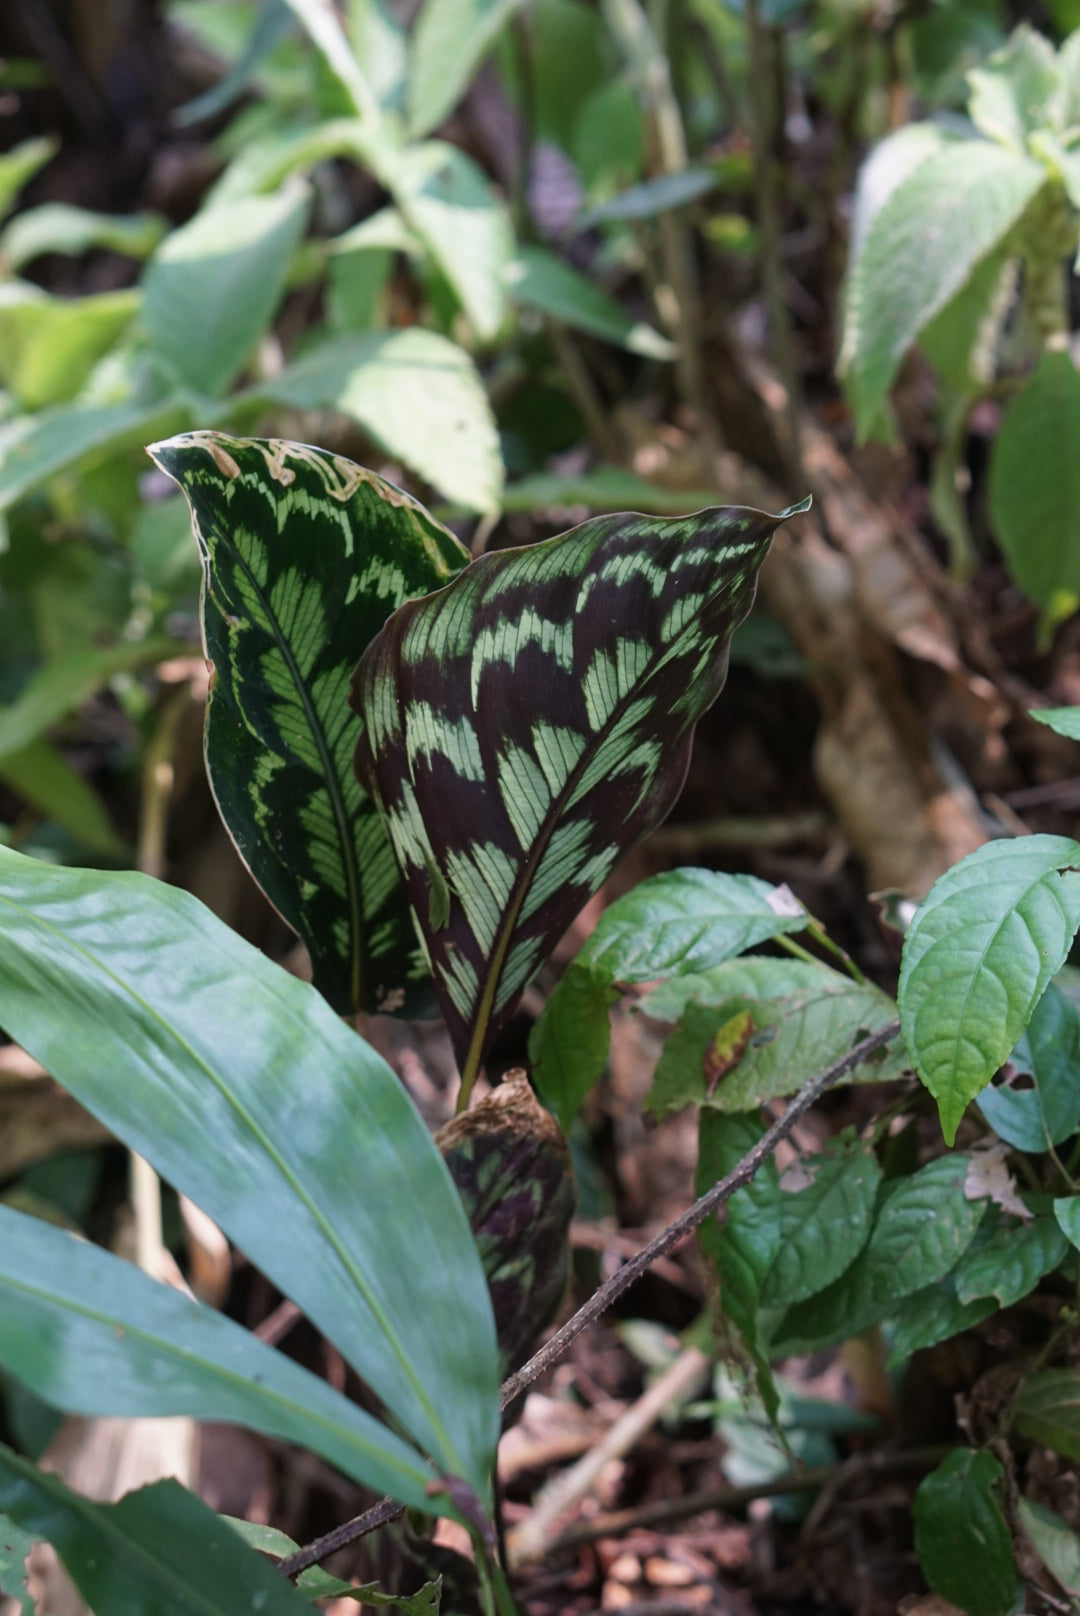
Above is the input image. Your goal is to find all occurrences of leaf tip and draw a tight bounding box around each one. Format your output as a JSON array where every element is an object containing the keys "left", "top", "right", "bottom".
[{"left": 780, "top": 494, "right": 813, "bottom": 519}]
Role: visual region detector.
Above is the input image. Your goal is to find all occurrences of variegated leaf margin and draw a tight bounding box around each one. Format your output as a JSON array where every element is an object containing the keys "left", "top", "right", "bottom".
[
  {"left": 149, "top": 431, "right": 469, "bottom": 1015},
  {"left": 352, "top": 498, "right": 809, "bottom": 1091}
]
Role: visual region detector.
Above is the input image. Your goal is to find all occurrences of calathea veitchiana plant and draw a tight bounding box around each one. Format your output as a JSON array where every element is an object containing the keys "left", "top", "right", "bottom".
[{"left": 0, "top": 429, "right": 807, "bottom": 1611}]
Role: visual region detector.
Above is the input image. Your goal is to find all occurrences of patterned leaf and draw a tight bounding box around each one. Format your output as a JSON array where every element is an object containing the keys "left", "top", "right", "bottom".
[
  {"left": 148, "top": 431, "right": 469, "bottom": 1015},
  {"left": 352, "top": 498, "right": 808, "bottom": 1094}
]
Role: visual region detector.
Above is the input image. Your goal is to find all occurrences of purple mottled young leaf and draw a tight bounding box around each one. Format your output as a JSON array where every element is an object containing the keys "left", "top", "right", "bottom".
[{"left": 351, "top": 497, "right": 808, "bottom": 1093}]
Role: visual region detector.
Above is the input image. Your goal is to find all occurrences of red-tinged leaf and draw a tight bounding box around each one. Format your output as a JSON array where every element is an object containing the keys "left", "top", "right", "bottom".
[{"left": 351, "top": 498, "right": 809, "bottom": 1094}]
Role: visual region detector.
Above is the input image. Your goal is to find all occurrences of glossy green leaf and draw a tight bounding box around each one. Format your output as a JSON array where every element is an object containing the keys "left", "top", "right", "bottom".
[
  {"left": 0, "top": 136, "right": 56, "bottom": 225},
  {"left": 3, "top": 205, "right": 164, "bottom": 271},
  {"left": 1013, "top": 1369, "right": 1080, "bottom": 1461},
  {"left": 143, "top": 183, "right": 310, "bottom": 398},
  {"left": 1031, "top": 705, "right": 1080, "bottom": 741},
  {"left": 0, "top": 396, "right": 185, "bottom": 514},
  {"left": 954, "top": 1212, "right": 1066, "bottom": 1306},
  {"left": 0, "top": 1202, "right": 438, "bottom": 1507},
  {"left": 840, "top": 138, "right": 1044, "bottom": 437},
  {"left": 0, "top": 849, "right": 499, "bottom": 1501},
  {"left": 0, "top": 739, "right": 129, "bottom": 858},
  {"left": 913, "top": 1449, "right": 1015, "bottom": 1616},
  {"left": 263, "top": 326, "right": 503, "bottom": 512},
  {"left": 899, "top": 836, "right": 1080, "bottom": 1144},
  {"left": 697, "top": 1110, "right": 781, "bottom": 1417},
  {"left": 501, "top": 468, "right": 720, "bottom": 515},
  {"left": 968, "top": 25, "right": 1062, "bottom": 150},
  {"left": 759, "top": 1136, "right": 881, "bottom": 1308},
  {"left": 0, "top": 638, "right": 180, "bottom": 763},
  {"left": 1019, "top": 1498, "right": 1080, "bottom": 1596},
  {"left": 990, "top": 352, "right": 1080, "bottom": 616},
  {"left": 353, "top": 500, "right": 805, "bottom": 1089},
  {"left": 976, "top": 984, "right": 1080, "bottom": 1151},
  {"left": 646, "top": 958, "right": 904, "bottom": 1117},
  {"left": 149, "top": 431, "right": 467, "bottom": 1015},
  {"left": 0, "top": 1511, "right": 35, "bottom": 1616},
  {"left": 505, "top": 247, "right": 675, "bottom": 359},
  {"left": 772, "top": 1156, "right": 985, "bottom": 1354},
  {"left": 0, "top": 285, "right": 141, "bottom": 411},
  {"left": 0, "top": 1452, "right": 312, "bottom": 1616},
  {"left": 888, "top": 1280, "right": 998, "bottom": 1368},
  {"left": 532, "top": 869, "right": 808, "bottom": 1128},
  {"left": 408, "top": 0, "right": 524, "bottom": 136}
]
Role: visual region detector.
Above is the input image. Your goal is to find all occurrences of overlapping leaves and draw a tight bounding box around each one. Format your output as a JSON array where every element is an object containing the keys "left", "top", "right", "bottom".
[
  {"left": 150, "top": 432, "right": 469, "bottom": 1015},
  {"left": 351, "top": 498, "right": 808, "bottom": 1091}
]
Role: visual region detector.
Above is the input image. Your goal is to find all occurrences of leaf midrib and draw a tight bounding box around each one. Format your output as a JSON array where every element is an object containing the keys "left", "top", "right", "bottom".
[
  {"left": 215, "top": 523, "right": 368, "bottom": 1012},
  {"left": 0, "top": 887, "right": 461, "bottom": 1480}
]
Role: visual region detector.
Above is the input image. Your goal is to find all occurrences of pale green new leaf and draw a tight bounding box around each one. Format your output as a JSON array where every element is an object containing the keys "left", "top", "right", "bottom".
[
  {"left": 899, "top": 835, "right": 1080, "bottom": 1144},
  {"left": 3, "top": 204, "right": 165, "bottom": 271},
  {"left": 0, "top": 1454, "right": 313, "bottom": 1616},
  {"left": 0, "top": 285, "right": 140, "bottom": 411},
  {"left": 408, "top": 0, "right": 524, "bottom": 137},
  {"left": 967, "top": 25, "right": 1062, "bottom": 150},
  {"left": 263, "top": 327, "right": 503, "bottom": 511},
  {"left": 0, "top": 136, "right": 56, "bottom": 225},
  {"left": 0, "top": 1203, "right": 439, "bottom": 1507},
  {"left": 505, "top": 247, "right": 675, "bottom": 359},
  {"left": 1031, "top": 705, "right": 1080, "bottom": 740},
  {"left": 990, "top": 352, "right": 1080, "bottom": 617},
  {"left": 0, "top": 849, "right": 499, "bottom": 1499},
  {"left": 840, "top": 138, "right": 1044, "bottom": 438},
  {"left": 142, "top": 183, "right": 311, "bottom": 398}
]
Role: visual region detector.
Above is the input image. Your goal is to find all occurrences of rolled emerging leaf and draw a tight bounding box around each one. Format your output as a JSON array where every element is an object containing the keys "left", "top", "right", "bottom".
[
  {"left": 352, "top": 497, "right": 809, "bottom": 1094},
  {"left": 148, "top": 432, "right": 469, "bottom": 1016}
]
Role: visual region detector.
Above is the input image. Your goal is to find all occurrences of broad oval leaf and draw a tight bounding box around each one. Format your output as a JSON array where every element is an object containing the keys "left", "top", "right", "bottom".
[
  {"left": 0, "top": 1455, "right": 313, "bottom": 1616},
  {"left": 149, "top": 431, "right": 469, "bottom": 1015},
  {"left": 142, "top": 183, "right": 311, "bottom": 399},
  {"left": 913, "top": 1449, "right": 1015, "bottom": 1616},
  {"left": 990, "top": 351, "right": 1080, "bottom": 617},
  {"left": 759, "top": 1136, "right": 881, "bottom": 1308},
  {"left": 0, "top": 1203, "right": 438, "bottom": 1508},
  {"left": 953, "top": 1211, "right": 1066, "bottom": 1307},
  {"left": 351, "top": 500, "right": 808, "bottom": 1090},
  {"left": 899, "top": 835, "right": 1080, "bottom": 1144},
  {"left": 0, "top": 848, "right": 499, "bottom": 1502},
  {"left": 840, "top": 138, "right": 1044, "bottom": 438}
]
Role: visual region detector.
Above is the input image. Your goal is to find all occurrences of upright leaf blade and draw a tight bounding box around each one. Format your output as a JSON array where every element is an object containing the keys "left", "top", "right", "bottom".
[
  {"left": 407, "top": 0, "right": 524, "bottom": 137},
  {"left": 352, "top": 500, "right": 807, "bottom": 1088},
  {"left": 990, "top": 352, "right": 1080, "bottom": 617},
  {"left": 899, "top": 836, "right": 1080, "bottom": 1144},
  {"left": 0, "top": 849, "right": 500, "bottom": 1500},
  {"left": 149, "top": 432, "right": 469, "bottom": 1015},
  {"left": 0, "top": 1455, "right": 313, "bottom": 1616}
]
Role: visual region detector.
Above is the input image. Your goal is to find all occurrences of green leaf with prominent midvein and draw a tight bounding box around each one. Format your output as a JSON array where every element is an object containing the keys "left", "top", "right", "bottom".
[
  {"left": 953, "top": 1212, "right": 1067, "bottom": 1308},
  {"left": 0, "top": 1203, "right": 438, "bottom": 1507},
  {"left": 149, "top": 432, "right": 468, "bottom": 1015},
  {"left": 0, "top": 848, "right": 499, "bottom": 1502},
  {"left": 0, "top": 1454, "right": 313, "bottom": 1616},
  {"left": 913, "top": 1449, "right": 1015, "bottom": 1616},
  {"left": 532, "top": 868, "right": 809, "bottom": 1129},
  {"left": 352, "top": 500, "right": 807, "bottom": 1087},
  {"left": 899, "top": 836, "right": 1080, "bottom": 1145},
  {"left": 759, "top": 1135, "right": 881, "bottom": 1308}
]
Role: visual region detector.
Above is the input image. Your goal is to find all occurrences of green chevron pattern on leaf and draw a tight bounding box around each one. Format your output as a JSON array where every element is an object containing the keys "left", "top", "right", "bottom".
[
  {"left": 352, "top": 497, "right": 808, "bottom": 1093},
  {"left": 148, "top": 431, "right": 469, "bottom": 1015}
]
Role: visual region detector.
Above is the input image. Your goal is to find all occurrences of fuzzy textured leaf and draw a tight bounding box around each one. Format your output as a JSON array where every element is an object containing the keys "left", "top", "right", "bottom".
[
  {"left": 899, "top": 836, "right": 1080, "bottom": 1144},
  {"left": 913, "top": 1449, "right": 1015, "bottom": 1616},
  {"left": 0, "top": 848, "right": 499, "bottom": 1501},
  {"left": 772, "top": 1156, "right": 985, "bottom": 1354},
  {"left": 532, "top": 869, "right": 808, "bottom": 1128},
  {"left": 840, "top": 138, "right": 1044, "bottom": 438},
  {"left": 646, "top": 958, "right": 904, "bottom": 1116},
  {"left": 0, "top": 1456, "right": 312, "bottom": 1616},
  {"left": 759, "top": 1136, "right": 881, "bottom": 1308},
  {"left": 0, "top": 1203, "right": 438, "bottom": 1507},
  {"left": 149, "top": 431, "right": 468, "bottom": 1015},
  {"left": 990, "top": 352, "right": 1080, "bottom": 615},
  {"left": 353, "top": 501, "right": 804, "bottom": 1084}
]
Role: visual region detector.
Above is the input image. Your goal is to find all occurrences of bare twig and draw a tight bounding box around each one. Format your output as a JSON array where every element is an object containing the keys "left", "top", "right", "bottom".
[{"left": 278, "top": 1019, "right": 901, "bottom": 1580}]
